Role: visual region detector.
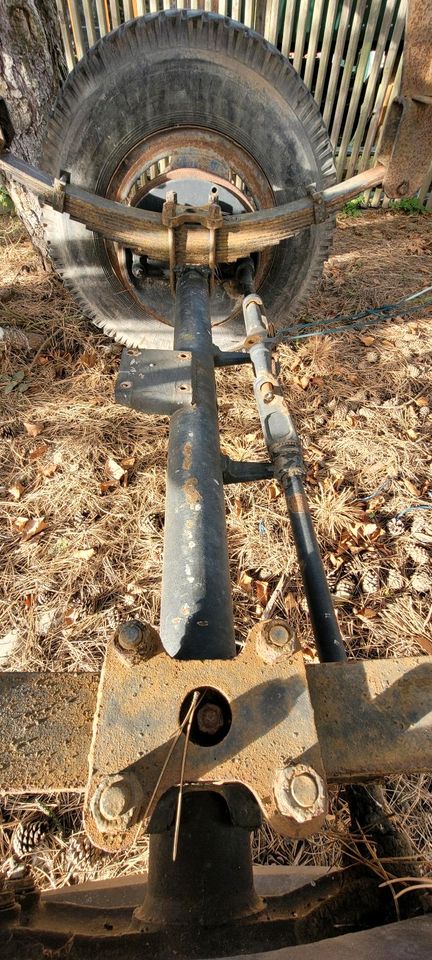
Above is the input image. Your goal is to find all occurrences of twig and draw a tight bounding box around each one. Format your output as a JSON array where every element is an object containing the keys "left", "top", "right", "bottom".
[
  {"left": 173, "top": 690, "right": 200, "bottom": 862},
  {"left": 261, "top": 572, "right": 290, "bottom": 621}
]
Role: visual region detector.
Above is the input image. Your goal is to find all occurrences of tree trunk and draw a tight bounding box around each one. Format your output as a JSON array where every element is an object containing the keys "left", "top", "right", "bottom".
[{"left": 0, "top": 0, "right": 67, "bottom": 257}]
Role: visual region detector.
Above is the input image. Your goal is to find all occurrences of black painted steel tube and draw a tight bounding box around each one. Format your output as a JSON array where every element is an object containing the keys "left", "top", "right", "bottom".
[
  {"left": 160, "top": 269, "right": 235, "bottom": 659},
  {"left": 243, "top": 295, "right": 346, "bottom": 664}
]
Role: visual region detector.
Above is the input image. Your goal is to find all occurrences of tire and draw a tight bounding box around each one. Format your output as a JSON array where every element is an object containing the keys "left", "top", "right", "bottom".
[{"left": 43, "top": 10, "right": 336, "bottom": 350}]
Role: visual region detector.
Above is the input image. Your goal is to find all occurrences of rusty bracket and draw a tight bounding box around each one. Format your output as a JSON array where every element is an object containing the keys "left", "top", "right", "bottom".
[
  {"left": 306, "top": 183, "right": 327, "bottom": 224},
  {"left": 84, "top": 619, "right": 328, "bottom": 852},
  {"left": 51, "top": 172, "right": 70, "bottom": 213},
  {"left": 162, "top": 189, "right": 223, "bottom": 292},
  {"left": 115, "top": 347, "right": 195, "bottom": 415}
]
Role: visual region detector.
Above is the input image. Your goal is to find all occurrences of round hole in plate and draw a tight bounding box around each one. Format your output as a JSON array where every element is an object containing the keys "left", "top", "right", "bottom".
[{"left": 179, "top": 686, "right": 232, "bottom": 747}]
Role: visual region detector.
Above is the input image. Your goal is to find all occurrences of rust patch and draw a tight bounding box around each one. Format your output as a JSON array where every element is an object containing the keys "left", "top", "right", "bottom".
[
  {"left": 287, "top": 492, "right": 308, "bottom": 514},
  {"left": 182, "top": 441, "right": 192, "bottom": 471},
  {"left": 183, "top": 477, "right": 202, "bottom": 507}
]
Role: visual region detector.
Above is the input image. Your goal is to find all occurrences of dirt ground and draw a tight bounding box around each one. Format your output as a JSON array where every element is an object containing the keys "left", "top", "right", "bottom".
[{"left": 0, "top": 209, "right": 431, "bottom": 891}]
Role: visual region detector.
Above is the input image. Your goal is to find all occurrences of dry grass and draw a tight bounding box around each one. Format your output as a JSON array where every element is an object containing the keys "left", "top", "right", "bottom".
[{"left": 0, "top": 208, "right": 431, "bottom": 889}]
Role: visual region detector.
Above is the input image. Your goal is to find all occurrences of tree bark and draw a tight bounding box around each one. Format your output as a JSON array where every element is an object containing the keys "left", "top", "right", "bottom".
[{"left": 0, "top": 0, "right": 66, "bottom": 257}]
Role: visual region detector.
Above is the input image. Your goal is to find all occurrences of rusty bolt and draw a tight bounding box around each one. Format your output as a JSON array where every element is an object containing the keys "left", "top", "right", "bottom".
[
  {"left": 274, "top": 764, "right": 326, "bottom": 827},
  {"left": 99, "top": 778, "right": 132, "bottom": 821},
  {"left": 268, "top": 623, "right": 291, "bottom": 647},
  {"left": 117, "top": 620, "right": 144, "bottom": 651},
  {"left": 197, "top": 702, "right": 224, "bottom": 736},
  {"left": 260, "top": 381, "right": 274, "bottom": 404},
  {"left": 91, "top": 772, "right": 144, "bottom": 834}
]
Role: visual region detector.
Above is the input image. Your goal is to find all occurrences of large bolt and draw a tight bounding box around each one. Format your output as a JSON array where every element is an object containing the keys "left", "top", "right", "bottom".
[
  {"left": 99, "top": 778, "right": 132, "bottom": 821},
  {"left": 117, "top": 620, "right": 144, "bottom": 651},
  {"left": 255, "top": 619, "right": 295, "bottom": 663},
  {"left": 91, "top": 771, "right": 144, "bottom": 834},
  {"left": 197, "top": 702, "right": 224, "bottom": 736},
  {"left": 268, "top": 623, "right": 291, "bottom": 647},
  {"left": 274, "top": 764, "right": 326, "bottom": 830}
]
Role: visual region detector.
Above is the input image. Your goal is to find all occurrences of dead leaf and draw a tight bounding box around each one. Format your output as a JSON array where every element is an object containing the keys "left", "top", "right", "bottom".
[
  {"left": 72, "top": 547, "right": 95, "bottom": 561},
  {"left": 359, "top": 335, "right": 376, "bottom": 346},
  {"left": 8, "top": 482, "right": 25, "bottom": 500},
  {"left": 38, "top": 462, "right": 57, "bottom": 478},
  {"left": 414, "top": 396, "right": 429, "bottom": 408},
  {"left": 267, "top": 479, "right": 281, "bottom": 501},
  {"left": 104, "top": 457, "right": 126, "bottom": 482},
  {"left": 13, "top": 517, "right": 47, "bottom": 541},
  {"left": 413, "top": 633, "right": 432, "bottom": 655},
  {"left": 80, "top": 349, "right": 98, "bottom": 368},
  {"left": 23, "top": 421, "right": 43, "bottom": 437},
  {"left": 63, "top": 606, "right": 81, "bottom": 627},
  {"left": 299, "top": 374, "right": 310, "bottom": 390},
  {"left": 404, "top": 478, "right": 421, "bottom": 497},
  {"left": 234, "top": 496, "right": 243, "bottom": 517},
  {"left": 100, "top": 480, "right": 119, "bottom": 494},
  {"left": 284, "top": 592, "right": 298, "bottom": 613},
  {"left": 406, "top": 428, "right": 419, "bottom": 441},
  {"left": 121, "top": 456, "right": 136, "bottom": 471},
  {"left": 238, "top": 571, "right": 254, "bottom": 595},
  {"left": 0, "top": 628, "right": 20, "bottom": 665},
  {"left": 29, "top": 444, "right": 48, "bottom": 462},
  {"left": 255, "top": 580, "right": 270, "bottom": 605},
  {"left": 356, "top": 607, "right": 378, "bottom": 620}
]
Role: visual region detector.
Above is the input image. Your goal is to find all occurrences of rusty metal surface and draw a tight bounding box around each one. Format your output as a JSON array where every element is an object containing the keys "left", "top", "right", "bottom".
[
  {"left": 307, "top": 656, "right": 432, "bottom": 782},
  {"left": 0, "top": 151, "right": 385, "bottom": 264},
  {"left": 1, "top": 657, "right": 430, "bottom": 799},
  {"left": 381, "top": 0, "right": 432, "bottom": 197},
  {"left": 0, "top": 672, "right": 98, "bottom": 792},
  {"left": 84, "top": 623, "right": 327, "bottom": 851}
]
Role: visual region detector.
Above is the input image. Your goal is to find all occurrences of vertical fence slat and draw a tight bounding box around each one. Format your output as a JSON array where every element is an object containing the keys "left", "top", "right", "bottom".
[
  {"left": 149, "top": 0, "right": 158, "bottom": 12},
  {"left": 346, "top": 0, "right": 398, "bottom": 178},
  {"left": 264, "top": 0, "right": 280, "bottom": 44},
  {"left": 322, "top": 0, "right": 352, "bottom": 125},
  {"left": 336, "top": 1, "right": 383, "bottom": 179},
  {"left": 123, "top": 0, "right": 134, "bottom": 20},
  {"left": 293, "top": 0, "right": 310, "bottom": 74},
  {"left": 95, "top": 0, "right": 109, "bottom": 36},
  {"left": 303, "top": 0, "right": 326, "bottom": 90},
  {"left": 82, "top": 0, "right": 97, "bottom": 44},
  {"left": 231, "top": 0, "right": 241, "bottom": 20},
  {"left": 66, "top": 0, "right": 85, "bottom": 58},
  {"left": 360, "top": 5, "right": 405, "bottom": 174},
  {"left": 281, "top": 0, "right": 296, "bottom": 58},
  {"left": 217, "top": 0, "right": 228, "bottom": 14},
  {"left": 109, "top": 0, "right": 121, "bottom": 29},
  {"left": 329, "top": 0, "right": 367, "bottom": 144},
  {"left": 313, "top": 0, "right": 339, "bottom": 108},
  {"left": 55, "top": 0, "right": 75, "bottom": 71},
  {"left": 244, "top": 0, "right": 254, "bottom": 27}
]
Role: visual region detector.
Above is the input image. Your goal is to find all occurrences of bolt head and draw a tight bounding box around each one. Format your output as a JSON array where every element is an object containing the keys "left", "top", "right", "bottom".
[
  {"left": 91, "top": 771, "right": 144, "bottom": 834},
  {"left": 99, "top": 779, "right": 131, "bottom": 821},
  {"left": 274, "top": 764, "right": 327, "bottom": 827},
  {"left": 197, "top": 703, "right": 224, "bottom": 735},
  {"left": 268, "top": 623, "right": 291, "bottom": 647},
  {"left": 117, "top": 620, "right": 144, "bottom": 651}
]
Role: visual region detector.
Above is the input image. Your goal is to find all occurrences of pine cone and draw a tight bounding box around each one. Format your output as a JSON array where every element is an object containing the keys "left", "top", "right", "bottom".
[
  {"left": 386, "top": 567, "right": 404, "bottom": 592},
  {"left": 361, "top": 568, "right": 380, "bottom": 595},
  {"left": 406, "top": 543, "right": 430, "bottom": 566},
  {"left": 411, "top": 513, "right": 432, "bottom": 546},
  {"left": 333, "top": 575, "right": 356, "bottom": 604},
  {"left": 387, "top": 517, "right": 405, "bottom": 538},
  {"left": 67, "top": 835, "right": 99, "bottom": 874},
  {"left": 411, "top": 571, "right": 432, "bottom": 594},
  {"left": 12, "top": 818, "right": 50, "bottom": 858},
  {"left": 0, "top": 423, "right": 17, "bottom": 440}
]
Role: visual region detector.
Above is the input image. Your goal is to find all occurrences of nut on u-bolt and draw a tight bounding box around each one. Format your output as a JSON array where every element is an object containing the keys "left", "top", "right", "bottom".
[
  {"left": 91, "top": 771, "right": 144, "bottom": 835},
  {"left": 260, "top": 380, "right": 274, "bottom": 404},
  {"left": 274, "top": 764, "right": 327, "bottom": 835}
]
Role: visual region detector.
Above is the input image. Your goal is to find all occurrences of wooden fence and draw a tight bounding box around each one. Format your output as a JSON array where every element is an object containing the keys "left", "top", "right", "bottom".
[{"left": 55, "top": 0, "right": 432, "bottom": 208}]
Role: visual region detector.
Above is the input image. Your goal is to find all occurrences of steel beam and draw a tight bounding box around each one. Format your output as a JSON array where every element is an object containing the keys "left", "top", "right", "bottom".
[{"left": 1, "top": 657, "right": 430, "bottom": 793}]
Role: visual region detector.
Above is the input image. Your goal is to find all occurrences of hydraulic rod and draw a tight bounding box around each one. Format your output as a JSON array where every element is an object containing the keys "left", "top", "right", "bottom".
[
  {"left": 242, "top": 292, "right": 346, "bottom": 664},
  {"left": 160, "top": 268, "right": 235, "bottom": 659}
]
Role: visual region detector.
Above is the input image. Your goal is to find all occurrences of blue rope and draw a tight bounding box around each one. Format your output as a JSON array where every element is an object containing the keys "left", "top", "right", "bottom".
[{"left": 275, "top": 286, "right": 432, "bottom": 343}]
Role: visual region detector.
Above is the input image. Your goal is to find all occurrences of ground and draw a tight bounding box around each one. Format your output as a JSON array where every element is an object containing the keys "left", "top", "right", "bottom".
[{"left": 0, "top": 209, "right": 431, "bottom": 894}]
